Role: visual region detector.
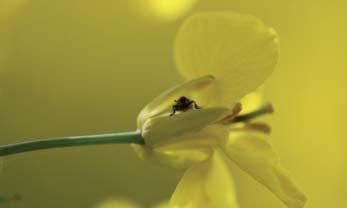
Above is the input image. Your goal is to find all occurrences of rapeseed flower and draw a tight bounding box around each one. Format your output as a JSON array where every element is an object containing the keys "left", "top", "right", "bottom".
[{"left": 132, "top": 12, "right": 306, "bottom": 208}]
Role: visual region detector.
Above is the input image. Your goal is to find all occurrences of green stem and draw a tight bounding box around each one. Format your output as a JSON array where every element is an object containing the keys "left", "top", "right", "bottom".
[{"left": 0, "top": 131, "right": 144, "bottom": 157}]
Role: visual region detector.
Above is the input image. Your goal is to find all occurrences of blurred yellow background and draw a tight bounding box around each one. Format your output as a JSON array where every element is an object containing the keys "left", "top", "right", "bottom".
[{"left": 0, "top": 0, "right": 345, "bottom": 207}]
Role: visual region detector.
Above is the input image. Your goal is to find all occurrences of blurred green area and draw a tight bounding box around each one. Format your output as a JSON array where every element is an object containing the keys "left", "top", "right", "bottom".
[{"left": 0, "top": 0, "right": 346, "bottom": 207}]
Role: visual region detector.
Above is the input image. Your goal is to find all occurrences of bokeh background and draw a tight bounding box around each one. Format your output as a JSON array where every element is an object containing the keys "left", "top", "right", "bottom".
[{"left": 0, "top": 0, "right": 345, "bottom": 207}]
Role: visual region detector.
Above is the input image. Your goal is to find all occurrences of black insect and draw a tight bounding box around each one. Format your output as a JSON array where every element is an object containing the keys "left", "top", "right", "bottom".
[{"left": 170, "top": 96, "right": 200, "bottom": 116}]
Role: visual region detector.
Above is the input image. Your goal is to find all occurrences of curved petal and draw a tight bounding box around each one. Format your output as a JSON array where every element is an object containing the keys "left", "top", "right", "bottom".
[
  {"left": 240, "top": 87, "right": 264, "bottom": 114},
  {"left": 142, "top": 107, "right": 230, "bottom": 147},
  {"left": 133, "top": 123, "right": 230, "bottom": 169},
  {"left": 132, "top": 123, "right": 230, "bottom": 169},
  {"left": 137, "top": 75, "right": 216, "bottom": 127},
  {"left": 157, "top": 125, "right": 230, "bottom": 149},
  {"left": 175, "top": 12, "right": 279, "bottom": 106},
  {"left": 154, "top": 146, "right": 212, "bottom": 169},
  {"left": 224, "top": 133, "right": 306, "bottom": 208},
  {"left": 131, "top": 143, "right": 212, "bottom": 170},
  {"left": 170, "top": 149, "right": 239, "bottom": 208}
]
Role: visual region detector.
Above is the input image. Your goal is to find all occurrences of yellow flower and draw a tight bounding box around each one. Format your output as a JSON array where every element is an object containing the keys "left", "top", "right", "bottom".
[{"left": 132, "top": 12, "right": 306, "bottom": 208}]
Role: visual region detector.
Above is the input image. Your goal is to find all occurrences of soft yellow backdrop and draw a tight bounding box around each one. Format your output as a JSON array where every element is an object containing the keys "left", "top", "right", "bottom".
[{"left": 0, "top": 0, "right": 345, "bottom": 207}]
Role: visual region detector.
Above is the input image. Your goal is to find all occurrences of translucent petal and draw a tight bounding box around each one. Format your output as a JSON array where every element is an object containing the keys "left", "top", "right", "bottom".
[
  {"left": 131, "top": 143, "right": 212, "bottom": 169},
  {"left": 132, "top": 124, "right": 229, "bottom": 169},
  {"left": 225, "top": 133, "right": 306, "bottom": 208},
  {"left": 240, "top": 87, "right": 264, "bottom": 114},
  {"left": 154, "top": 147, "right": 211, "bottom": 169},
  {"left": 137, "top": 75, "right": 216, "bottom": 127},
  {"left": 130, "top": 143, "right": 153, "bottom": 161},
  {"left": 154, "top": 146, "right": 212, "bottom": 169},
  {"left": 142, "top": 107, "right": 230, "bottom": 147},
  {"left": 170, "top": 148, "right": 239, "bottom": 208},
  {"left": 155, "top": 125, "right": 229, "bottom": 149},
  {"left": 175, "top": 12, "right": 279, "bottom": 106}
]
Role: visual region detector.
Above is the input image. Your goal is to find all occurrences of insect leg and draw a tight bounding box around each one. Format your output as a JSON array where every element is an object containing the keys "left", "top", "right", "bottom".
[
  {"left": 169, "top": 109, "right": 176, "bottom": 116},
  {"left": 193, "top": 101, "right": 201, "bottom": 109}
]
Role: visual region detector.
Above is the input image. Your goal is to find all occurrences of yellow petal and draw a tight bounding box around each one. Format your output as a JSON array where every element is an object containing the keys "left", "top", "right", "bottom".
[
  {"left": 132, "top": 125, "right": 228, "bottom": 169},
  {"left": 142, "top": 107, "right": 230, "bottom": 147},
  {"left": 130, "top": 143, "right": 153, "bottom": 161},
  {"left": 157, "top": 125, "right": 229, "bottom": 149},
  {"left": 225, "top": 133, "right": 306, "bottom": 208},
  {"left": 131, "top": 142, "right": 212, "bottom": 169},
  {"left": 175, "top": 12, "right": 279, "bottom": 106},
  {"left": 153, "top": 146, "right": 211, "bottom": 169},
  {"left": 170, "top": 148, "right": 239, "bottom": 208},
  {"left": 137, "top": 75, "right": 215, "bottom": 127},
  {"left": 240, "top": 87, "right": 264, "bottom": 114}
]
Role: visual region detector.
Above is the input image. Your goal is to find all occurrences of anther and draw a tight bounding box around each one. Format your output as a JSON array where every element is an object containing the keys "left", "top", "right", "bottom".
[
  {"left": 231, "top": 103, "right": 274, "bottom": 123},
  {"left": 244, "top": 122, "right": 271, "bottom": 134},
  {"left": 220, "top": 102, "right": 242, "bottom": 123}
]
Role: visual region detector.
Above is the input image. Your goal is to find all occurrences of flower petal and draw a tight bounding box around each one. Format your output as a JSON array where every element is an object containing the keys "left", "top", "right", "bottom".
[
  {"left": 170, "top": 148, "right": 239, "bottom": 208},
  {"left": 131, "top": 142, "right": 212, "bottom": 169},
  {"left": 137, "top": 75, "right": 215, "bottom": 127},
  {"left": 142, "top": 107, "right": 230, "bottom": 147},
  {"left": 175, "top": 12, "right": 279, "bottom": 106},
  {"left": 224, "top": 133, "right": 306, "bottom": 208},
  {"left": 132, "top": 124, "right": 229, "bottom": 169},
  {"left": 240, "top": 87, "right": 264, "bottom": 114}
]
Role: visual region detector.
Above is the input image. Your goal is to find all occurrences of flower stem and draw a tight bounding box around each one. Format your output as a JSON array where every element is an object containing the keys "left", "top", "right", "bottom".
[
  {"left": 232, "top": 103, "right": 274, "bottom": 123},
  {"left": 0, "top": 131, "right": 144, "bottom": 157}
]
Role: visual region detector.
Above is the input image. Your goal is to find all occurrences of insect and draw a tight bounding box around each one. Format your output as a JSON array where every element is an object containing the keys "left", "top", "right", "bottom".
[{"left": 170, "top": 96, "right": 200, "bottom": 116}]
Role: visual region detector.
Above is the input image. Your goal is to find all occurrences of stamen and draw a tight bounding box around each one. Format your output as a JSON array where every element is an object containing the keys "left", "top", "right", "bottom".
[
  {"left": 231, "top": 103, "right": 274, "bottom": 123},
  {"left": 220, "top": 102, "right": 242, "bottom": 122},
  {"left": 232, "top": 102, "right": 243, "bottom": 115},
  {"left": 244, "top": 122, "right": 271, "bottom": 134}
]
